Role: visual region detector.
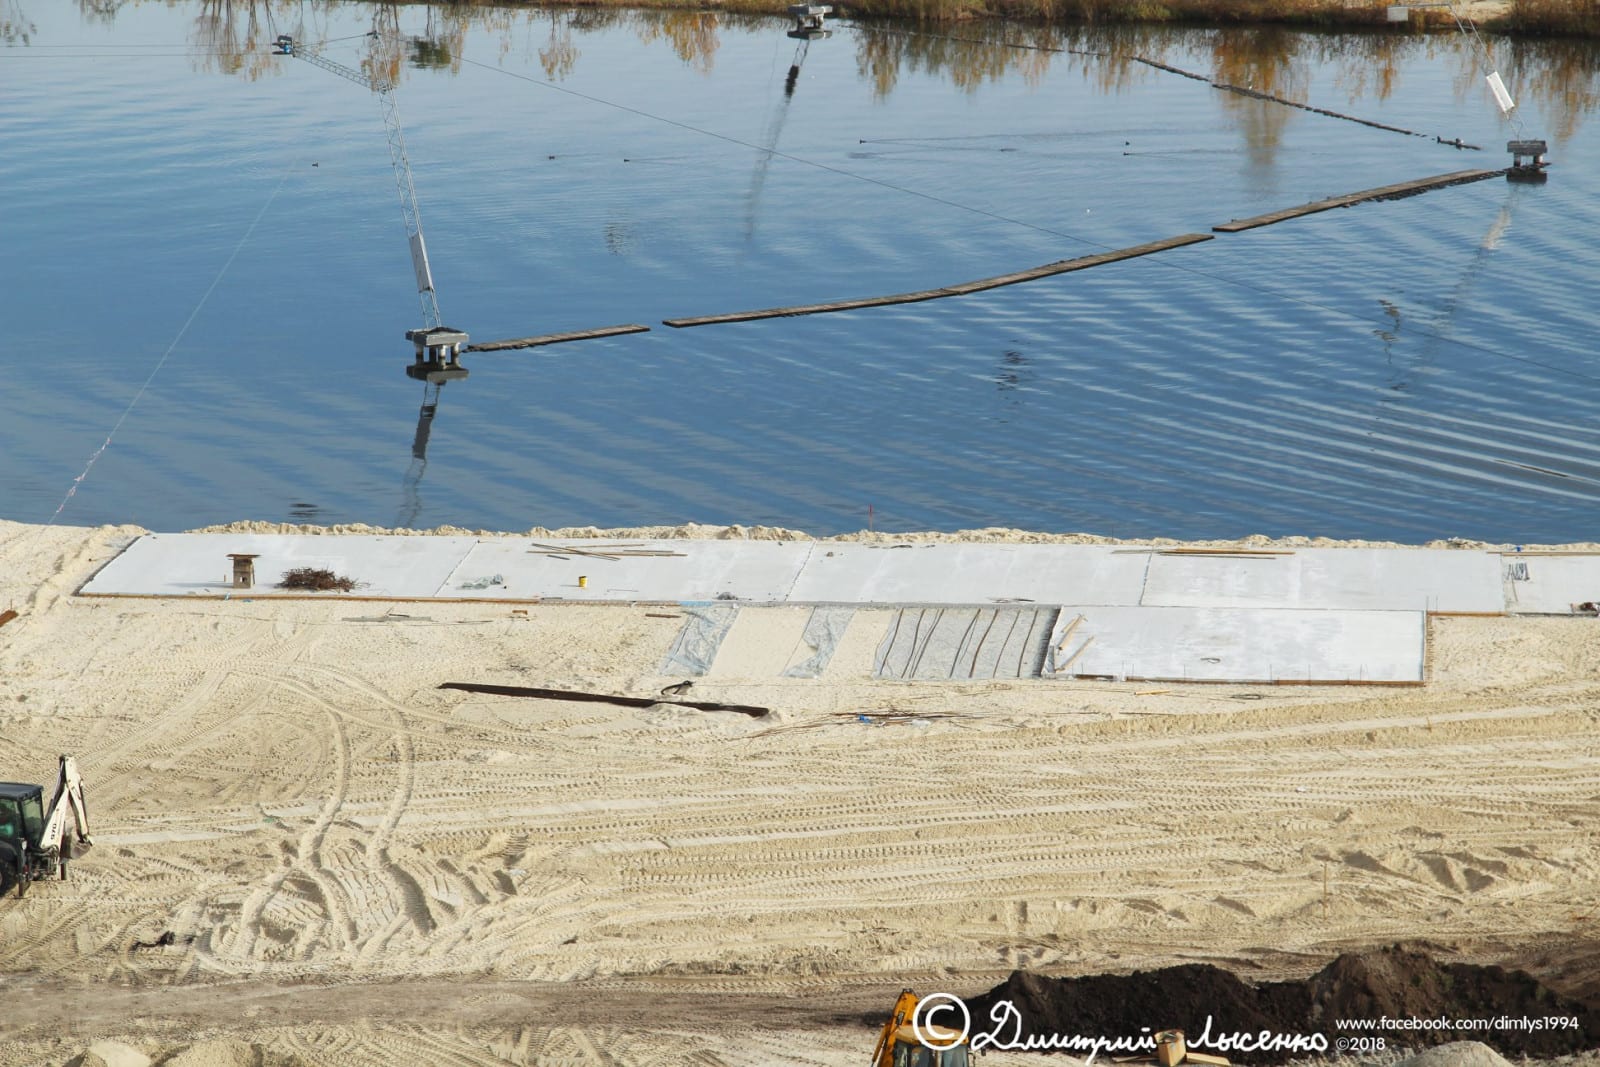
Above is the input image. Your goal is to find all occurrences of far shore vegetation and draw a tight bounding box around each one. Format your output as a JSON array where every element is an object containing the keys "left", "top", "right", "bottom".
[{"left": 467, "top": 0, "right": 1599, "bottom": 37}]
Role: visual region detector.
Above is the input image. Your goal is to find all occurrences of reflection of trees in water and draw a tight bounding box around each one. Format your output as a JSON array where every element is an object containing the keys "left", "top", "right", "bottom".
[
  {"left": 69, "top": 1, "right": 1600, "bottom": 140},
  {"left": 76, "top": 0, "right": 120, "bottom": 26},
  {"left": 191, "top": 0, "right": 279, "bottom": 81},
  {"left": 2, "top": 1, "right": 31, "bottom": 44},
  {"left": 1317, "top": 31, "right": 1430, "bottom": 103},
  {"left": 539, "top": 10, "right": 580, "bottom": 81},
  {"left": 1506, "top": 37, "right": 1600, "bottom": 143},
  {"left": 854, "top": 22, "right": 1189, "bottom": 99},
  {"left": 1211, "top": 27, "right": 1307, "bottom": 164},
  {"left": 636, "top": 9, "right": 721, "bottom": 74}
]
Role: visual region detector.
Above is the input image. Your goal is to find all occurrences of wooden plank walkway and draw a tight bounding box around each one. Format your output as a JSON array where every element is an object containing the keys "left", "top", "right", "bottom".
[
  {"left": 1213, "top": 170, "right": 1505, "bottom": 233},
  {"left": 466, "top": 323, "right": 651, "bottom": 352},
  {"left": 662, "top": 233, "right": 1214, "bottom": 328}
]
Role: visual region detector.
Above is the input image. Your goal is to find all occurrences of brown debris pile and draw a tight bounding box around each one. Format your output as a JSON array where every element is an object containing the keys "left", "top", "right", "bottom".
[{"left": 276, "top": 567, "right": 356, "bottom": 592}]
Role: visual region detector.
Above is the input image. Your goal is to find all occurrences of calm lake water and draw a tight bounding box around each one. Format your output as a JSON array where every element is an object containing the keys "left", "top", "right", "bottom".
[{"left": 4, "top": 2, "right": 1599, "bottom": 540}]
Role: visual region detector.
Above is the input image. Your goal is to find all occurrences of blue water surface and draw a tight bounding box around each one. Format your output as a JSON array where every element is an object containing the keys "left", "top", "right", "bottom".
[{"left": 3, "top": 3, "right": 1597, "bottom": 540}]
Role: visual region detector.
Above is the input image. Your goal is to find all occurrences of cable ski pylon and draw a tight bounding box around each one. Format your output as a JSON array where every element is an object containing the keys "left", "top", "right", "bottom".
[{"left": 272, "top": 33, "right": 468, "bottom": 381}]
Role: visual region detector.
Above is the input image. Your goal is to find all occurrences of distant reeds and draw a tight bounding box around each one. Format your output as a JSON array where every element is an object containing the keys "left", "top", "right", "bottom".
[
  {"left": 392, "top": 0, "right": 1600, "bottom": 37},
  {"left": 840, "top": 0, "right": 1382, "bottom": 26},
  {"left": 1502, "top": 0, "right": 1600, "bottom": 35}
]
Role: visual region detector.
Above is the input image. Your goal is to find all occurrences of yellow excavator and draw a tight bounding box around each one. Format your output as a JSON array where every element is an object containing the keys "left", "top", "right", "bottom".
[
  {"left": 0, "top": 755, "right": 91, "bottom": 898},
  {"left": 871, "top": 990, "right": 971, "bottom": 1067}
]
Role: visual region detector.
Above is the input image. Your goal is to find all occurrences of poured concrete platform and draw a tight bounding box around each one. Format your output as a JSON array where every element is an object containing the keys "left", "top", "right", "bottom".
[
  {"left": 81, "top": 535, "right": 816, "bottom": 602},
  {"left": 786, "top": 543, "right": 1150, "bottom": 606},
  {"left": 80, "top": 533, "right": 482, "bottom": 599},
  {"left": 1138, "top": 548, "right": 1503, "bottom": 614},
  {"left": 79, "top": 535, "right": 1464, "bottom": 685},
  {"left": 1499, "top": 552, "right": 1600, "bottom": 615},
  {"left": 79, "top": 535, "right": 1519, "bottom": 624},
  {"left": 447, "top": 539, "right": 813, "bottom": 603},
  {"left": 1046, "top": 605, "right": 1426, "bottom": 684}
]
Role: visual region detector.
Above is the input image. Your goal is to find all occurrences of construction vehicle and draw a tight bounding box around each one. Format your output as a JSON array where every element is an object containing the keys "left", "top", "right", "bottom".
[
  {"left": 0, "top": 755, "right": 91, "bottom": 898},
  {"left": 871, "top": 990, "right": 971, "bottom": 1067}
]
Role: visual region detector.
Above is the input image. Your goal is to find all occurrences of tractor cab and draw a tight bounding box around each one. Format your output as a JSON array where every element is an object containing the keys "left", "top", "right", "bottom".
[
  {"left": 0, "top": 782, "right": 46, "bottom": 851},
  {"left": 0, "top": 757, "right": 90, "bottom": 897},
  {"left": 872, "top": 991, "right": 972, "bottom": 1067},
  {"left": 886, "top": 1028, "right": 970, "bottom": 1067}
]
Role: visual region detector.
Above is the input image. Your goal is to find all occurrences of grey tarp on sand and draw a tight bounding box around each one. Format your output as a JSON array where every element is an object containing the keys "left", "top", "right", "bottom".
[
  {"left": 659, "top": 604, "right": 740, "bottom": 676},
  {"left": 783, "top": 607, "right": 855, "bottom": 678}
]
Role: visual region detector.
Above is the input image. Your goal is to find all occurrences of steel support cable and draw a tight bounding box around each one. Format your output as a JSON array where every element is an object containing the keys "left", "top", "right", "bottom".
[
  {"left": 1447, "top": 2, "right": 1528, "bottom": 140},
  {"left": 37, "top": 160, "right": 299, "bottom": 529}
]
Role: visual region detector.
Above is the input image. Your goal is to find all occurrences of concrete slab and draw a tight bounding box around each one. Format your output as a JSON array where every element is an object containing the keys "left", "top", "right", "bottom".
[
  {"left": 82, "top": 535, "right": 816, "bottom": 603},
  {"left": 1046, "top": 605, "right": 1425, "bottom": 684},
  {"left": 1500, "top": 553, "right": 1600, "bottom": 614},
  {"left": 786, "top": 543, "right": 1149, "bottom": 606},
  {"left": 1139, "top": 549, "right": 1502, "bottom": 614},
  {"left": 79, "top": 533, "right": 478, "bottom": 598},
  {"left": 447, "top": 539, "right": 815, "bottom": 603}
]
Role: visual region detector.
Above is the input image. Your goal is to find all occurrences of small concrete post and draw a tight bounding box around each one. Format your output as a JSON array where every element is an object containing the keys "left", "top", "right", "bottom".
[{"left": 227, "top": 553, "right": 259, "bottom": 589}]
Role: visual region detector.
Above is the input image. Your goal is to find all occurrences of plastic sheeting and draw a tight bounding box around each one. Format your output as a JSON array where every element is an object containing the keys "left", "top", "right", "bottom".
[
  {"left": 660, "top": 605, "right": 740, "bottom": 676},
  {"left": 783, "top": 607, "right": 855, "bottom": 678},
  {"left": 875, "top": 606, "right": 1058, "bottom": 680}
]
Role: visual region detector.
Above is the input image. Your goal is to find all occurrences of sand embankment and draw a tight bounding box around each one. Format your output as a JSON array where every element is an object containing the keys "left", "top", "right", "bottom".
[{"left": 1, "top": 518, "right": 1596, "bottom": 1065}]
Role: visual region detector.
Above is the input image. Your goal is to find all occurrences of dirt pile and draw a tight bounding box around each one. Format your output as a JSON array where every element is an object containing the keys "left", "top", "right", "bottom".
[{"left": 965, "top": 946, "right": 1600, "bottom": 1063}]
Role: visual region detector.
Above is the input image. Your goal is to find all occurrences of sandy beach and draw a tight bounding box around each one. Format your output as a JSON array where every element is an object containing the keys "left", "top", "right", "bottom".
[{"left": 1, "top": 518, "right": 1596, "bottom": 1066}]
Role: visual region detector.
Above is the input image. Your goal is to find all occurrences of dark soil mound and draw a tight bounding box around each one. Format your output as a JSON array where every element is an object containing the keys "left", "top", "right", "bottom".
[{"left": 963, "top": 945, "right": 1599, "bottom": 1064}]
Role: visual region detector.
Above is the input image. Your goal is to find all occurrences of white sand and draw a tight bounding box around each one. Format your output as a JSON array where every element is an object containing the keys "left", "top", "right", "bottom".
[{"left": 1, "top": 519, "right": 1596, "bottom": 1066}]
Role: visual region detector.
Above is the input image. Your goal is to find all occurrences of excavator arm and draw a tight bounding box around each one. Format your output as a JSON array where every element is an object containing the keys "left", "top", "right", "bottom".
[
  {"left": 2, "top": 755, "right": 90, "bottom": 897},
  {"left": 40, "top": 754, "right": 91, "bottom": 858}
]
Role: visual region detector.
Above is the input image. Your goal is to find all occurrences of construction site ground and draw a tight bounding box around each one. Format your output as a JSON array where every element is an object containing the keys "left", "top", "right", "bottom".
[{"left": 1, "top": 519, "right": 1596, "bottom": 1066}]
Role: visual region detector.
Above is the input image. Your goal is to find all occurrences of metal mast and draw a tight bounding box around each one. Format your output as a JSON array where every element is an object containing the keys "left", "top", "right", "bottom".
[{"left": 274, "top": 33, "right": 445, "bottom": 331}]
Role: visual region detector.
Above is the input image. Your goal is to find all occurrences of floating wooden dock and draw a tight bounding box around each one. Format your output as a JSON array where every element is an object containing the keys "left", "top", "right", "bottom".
[
  {"left": 465, "top": 323, "right": 651, "bottom": 352},
  {"left": 1213, "top": 170, "right": 1505, "bottom": 233},
  {"left": 662, "top": 234, "right": 1213, "bottom": 328}
]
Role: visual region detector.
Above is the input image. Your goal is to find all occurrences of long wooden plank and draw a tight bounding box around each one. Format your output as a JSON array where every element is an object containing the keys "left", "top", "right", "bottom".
[
  {"left": 1213, "top": 170, "right": 1504, "bottom": 233},
  {"left": 466, "top": 323, "right": 650, "bottom": 352},
  {"left": 661, "top": 234, "right": 1214, "bottom": 328},
  {"left": 439, "top": 681, "right": 769, "bottom": 718}
]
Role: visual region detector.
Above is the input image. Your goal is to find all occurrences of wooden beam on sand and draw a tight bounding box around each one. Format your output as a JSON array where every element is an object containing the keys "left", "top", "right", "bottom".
[
  {"left": 465, "top": 324, "right": 651, "bottom": 352},
  {"left": 439, "top": 681, "right": 770, "bottom": 718},
  {"left": 1213, "top": 170, "right": 1505, "bottom": 233},
  {"left": 661, "top": 234, "right": 1215, "bottom": 328}
]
